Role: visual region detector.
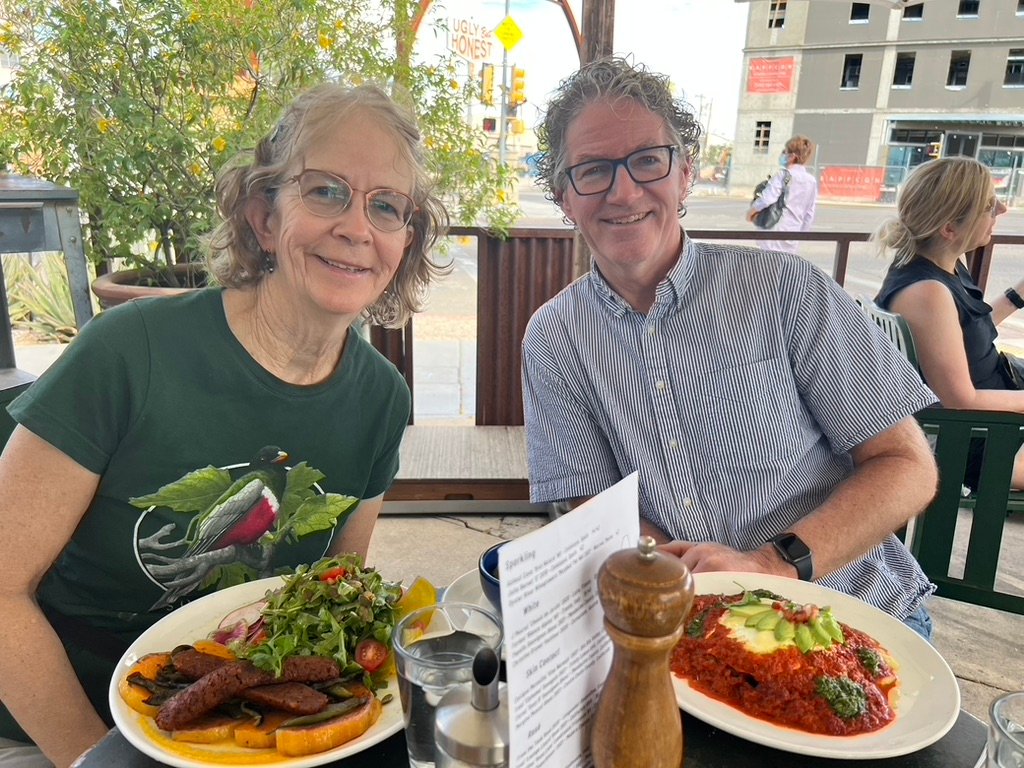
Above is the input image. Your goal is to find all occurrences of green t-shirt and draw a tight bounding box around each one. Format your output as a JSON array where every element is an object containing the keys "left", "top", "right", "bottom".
[{"left": 3, "top": 288, "right": 409, "bottom": 737}]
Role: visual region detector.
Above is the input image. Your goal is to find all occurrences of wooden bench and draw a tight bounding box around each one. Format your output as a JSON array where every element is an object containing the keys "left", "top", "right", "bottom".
[{"left": 383, "top": 425, "right": 545, "bottom": 514}]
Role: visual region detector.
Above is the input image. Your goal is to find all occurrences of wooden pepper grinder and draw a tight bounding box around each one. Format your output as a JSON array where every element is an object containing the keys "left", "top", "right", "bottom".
[{"left": 591, "top": 535, "right": 694, "bottom": 768}]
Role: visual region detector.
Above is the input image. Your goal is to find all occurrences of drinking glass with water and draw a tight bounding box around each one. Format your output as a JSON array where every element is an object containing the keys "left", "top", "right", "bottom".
[
  {"left": 394, "top": 602, "right": 503, "bottom": 768},
  {"left": 989, "top": 691, "right": 1024, "bottom": 767}
]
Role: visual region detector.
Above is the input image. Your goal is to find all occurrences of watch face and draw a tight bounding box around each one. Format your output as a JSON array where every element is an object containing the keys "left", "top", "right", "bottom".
[
  {"left": 778, "top": 533, "right": 811, "bottom": 560},
  {"left": 773, "top": 533, "right": 813, "bottom": 580}
]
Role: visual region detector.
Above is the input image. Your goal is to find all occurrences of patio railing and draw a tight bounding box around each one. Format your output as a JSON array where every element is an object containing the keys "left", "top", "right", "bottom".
[{"left": 371, "top": 226, "right": 1024, "bottom": 426}]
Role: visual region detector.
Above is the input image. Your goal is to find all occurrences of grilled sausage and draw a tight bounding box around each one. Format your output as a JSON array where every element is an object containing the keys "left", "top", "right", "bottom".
[
  {"left": 242, "top": 682, "right": 330, "bottom": 714},
  {"left": 155, "top": 656, "right": 342, "bottom": 730}
]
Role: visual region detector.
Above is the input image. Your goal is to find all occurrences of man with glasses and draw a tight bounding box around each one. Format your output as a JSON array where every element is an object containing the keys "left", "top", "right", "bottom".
[{"left": 522, "top": 57, "right": 941, "bottom": 635}]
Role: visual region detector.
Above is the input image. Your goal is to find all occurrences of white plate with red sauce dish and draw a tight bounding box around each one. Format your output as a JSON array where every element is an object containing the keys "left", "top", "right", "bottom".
[
  {"left": 108, "top": 577, "right": 404, "bottom": 768},
  {"left": 672, "top": 572, "right": 959, "bottom": 759}
]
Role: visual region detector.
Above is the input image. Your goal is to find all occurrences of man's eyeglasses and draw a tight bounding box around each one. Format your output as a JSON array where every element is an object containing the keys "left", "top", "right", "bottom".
[
  {"left": 564, "top": 145, "right": 678, "bottom": 196},
  {"left": 286, "top": 169, "right": 416, "bottom": 232}
]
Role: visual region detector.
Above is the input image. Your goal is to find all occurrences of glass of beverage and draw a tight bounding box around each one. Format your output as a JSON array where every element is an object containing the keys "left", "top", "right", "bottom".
[
  {"left": 394, "top": 601, "right": 503, "bottom": 768},
  {"left": 989, "top": 691, "right": 1024, "bottom": 767}
]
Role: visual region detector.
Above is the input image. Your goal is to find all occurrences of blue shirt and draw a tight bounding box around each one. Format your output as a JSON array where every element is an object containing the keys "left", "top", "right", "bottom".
[{"left": 522, "top": 237, "right": 938, "bottom": 618}]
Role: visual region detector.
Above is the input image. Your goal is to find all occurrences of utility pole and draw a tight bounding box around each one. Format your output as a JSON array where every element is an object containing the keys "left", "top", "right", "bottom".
[{"left": 497, "top": 0, "right": 511, "bottom": 168}]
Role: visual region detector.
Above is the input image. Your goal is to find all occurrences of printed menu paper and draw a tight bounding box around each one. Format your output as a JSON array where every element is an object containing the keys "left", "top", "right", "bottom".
[{"left": 499, "top": 474, "right": 641, "bottom": 768}]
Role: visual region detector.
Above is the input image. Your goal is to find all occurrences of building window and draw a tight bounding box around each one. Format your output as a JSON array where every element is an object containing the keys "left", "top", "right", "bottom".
[
  {"left": 957, "top": 0, "right": 980, "bottom": 16},
  {"left": 754, "top": 121, "right": 772, "bottom": 153},
  {"left": 947, "top": 50, "right": 971, "bottom": 87},
  {"left": 903, "top": 4, "right": 924, "bottom": 19},
  {"left": 850, "top": 3, "right": 870, "bottom": 22},
  {"left": 768, "top": 1, "right": 786, "bottom": 28},
  {"left": 842, "top": 53, "right": 863, "bottom": 89},
  {"left": 1006, "top": 49, "right": 1024, "bottom": 86},
  {"left": 893, "top": 52, "right": 916, "bottom": 87}
]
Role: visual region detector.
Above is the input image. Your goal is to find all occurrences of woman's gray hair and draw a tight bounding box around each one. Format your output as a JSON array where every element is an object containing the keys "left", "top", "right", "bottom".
[
  {"left": 205, "top": 82, "right": 450, "bottom": 328},
  {"left": 534, "top": 56, "right": 702, "bottom": 205},
  {"left": 871, "top": 157, "right": 992, "bottom": 268}
]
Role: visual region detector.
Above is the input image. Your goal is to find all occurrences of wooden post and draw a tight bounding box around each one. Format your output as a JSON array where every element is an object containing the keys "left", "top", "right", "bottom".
[
  {"left": 572, "top": 1, "right": 616, "bottom": 278},
  {"left": 581, "top": 0, "right": 615, "bottom": 63}
]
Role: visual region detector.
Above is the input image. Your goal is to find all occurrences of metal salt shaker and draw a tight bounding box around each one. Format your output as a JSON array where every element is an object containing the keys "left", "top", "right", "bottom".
[
  {"left": 434, "top": 646, "right": 509, "bottom": 768},
  {"left": 591, "top": 535, "right": 694, "bottom": 768}
]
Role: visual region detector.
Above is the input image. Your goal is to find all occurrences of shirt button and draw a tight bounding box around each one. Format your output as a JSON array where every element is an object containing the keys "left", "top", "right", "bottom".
[
  {"left": 668, "top": 438, "right": 678, "bottom": 449},
  {"left": 682, "top": 497, "right": 693, "bottom": 508},
  {"left": 648, "top": 326, "right": 657, "bottom": 336},
  {"left": 656, "top": 380, "right": 666, "bottom": 391}
]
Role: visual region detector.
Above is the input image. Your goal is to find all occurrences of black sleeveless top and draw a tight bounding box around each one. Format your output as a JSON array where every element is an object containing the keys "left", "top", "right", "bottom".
[{"left": 875, "top": 257, "right": 1013, "bottom": 391}]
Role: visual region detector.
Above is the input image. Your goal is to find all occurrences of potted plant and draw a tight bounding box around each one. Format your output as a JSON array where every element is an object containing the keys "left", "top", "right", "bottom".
[{"left": 0, "top": 0, "right": 518, "bottom": 307}]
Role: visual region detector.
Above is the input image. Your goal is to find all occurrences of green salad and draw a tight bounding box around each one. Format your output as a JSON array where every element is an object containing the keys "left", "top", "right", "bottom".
[{"left": 226, "top": 555, "right": 403, "bottom": 690}]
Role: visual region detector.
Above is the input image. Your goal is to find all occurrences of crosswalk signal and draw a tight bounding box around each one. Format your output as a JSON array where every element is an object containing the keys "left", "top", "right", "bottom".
[
  {"left": 480, "top": 63, "right": 495, "bottom": 107},
  {"left": 510, "top": 67, "right": 526, "bottom": 108},
  {"left": 927, "top": 141, "right": 942, "bottom": 158}
]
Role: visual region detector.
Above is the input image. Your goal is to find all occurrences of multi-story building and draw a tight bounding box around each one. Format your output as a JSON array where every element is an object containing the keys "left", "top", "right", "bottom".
[{"left": 732, "top": 0, "right": 1024, "bottom": 202}]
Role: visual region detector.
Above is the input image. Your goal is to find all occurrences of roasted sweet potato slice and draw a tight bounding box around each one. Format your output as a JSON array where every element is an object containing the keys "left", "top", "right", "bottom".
[
  {"left": 171, "top": 714, "right": 240, "bottom": 743},
  {"left": 118, "top": 652, "right": 173, "bottom": 717},
  {"left": 233, "top": 711, "right": 294, "bottom": 749},
  {"left": 275, "top": 696, "right": 382, "bottom": 757}
]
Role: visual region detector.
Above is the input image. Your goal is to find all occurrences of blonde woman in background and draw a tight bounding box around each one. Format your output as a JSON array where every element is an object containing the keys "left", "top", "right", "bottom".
[
  {"left": 873, "top": 157, "right": 1016, "bottom": 487},
  {"left": 747, "top": 134, "right": 819, "bottom": 255}
]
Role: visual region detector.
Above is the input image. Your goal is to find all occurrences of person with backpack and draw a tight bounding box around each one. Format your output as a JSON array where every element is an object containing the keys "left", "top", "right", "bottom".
[{"left": 747, "top": 135, "right": 818, "bottom": 255}]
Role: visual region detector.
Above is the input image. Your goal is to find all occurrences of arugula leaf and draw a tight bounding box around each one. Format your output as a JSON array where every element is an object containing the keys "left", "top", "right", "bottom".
[{"left": 231, "top": 556, "right": 402, "bottom": 690}]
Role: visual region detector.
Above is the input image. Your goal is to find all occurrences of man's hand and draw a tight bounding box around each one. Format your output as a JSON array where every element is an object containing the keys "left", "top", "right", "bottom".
[{"left": 658, "top": 540, "right": 793, "bottom": 578}]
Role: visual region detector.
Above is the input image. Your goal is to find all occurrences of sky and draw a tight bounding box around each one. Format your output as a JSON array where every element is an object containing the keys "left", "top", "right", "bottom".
[{"left": 415, "top": 0, "right": 750, "bottom": 143}]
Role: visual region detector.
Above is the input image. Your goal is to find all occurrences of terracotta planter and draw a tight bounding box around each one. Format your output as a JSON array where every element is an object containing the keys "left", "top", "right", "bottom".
[{"left": 91, "top": 264, "right": 205, "bottom": 309}]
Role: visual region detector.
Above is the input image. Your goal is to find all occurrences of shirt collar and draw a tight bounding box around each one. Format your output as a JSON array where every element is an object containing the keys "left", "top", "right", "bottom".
[{"left": 586, "top": 229, "right": 693, "bottom": 319}]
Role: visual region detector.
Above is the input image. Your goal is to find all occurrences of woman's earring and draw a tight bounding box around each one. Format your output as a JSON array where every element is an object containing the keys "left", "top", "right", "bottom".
[
  {"left": 262, "top": 250, "right": 276, "bottom": 274},
  {"left": 677, "top": 202, "right": 687, "bottom": 219}
]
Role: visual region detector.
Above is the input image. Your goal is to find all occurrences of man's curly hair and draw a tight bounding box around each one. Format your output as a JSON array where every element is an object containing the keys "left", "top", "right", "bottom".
[{"left": 535, "top": 56, "right": 702, "bottom": 206}]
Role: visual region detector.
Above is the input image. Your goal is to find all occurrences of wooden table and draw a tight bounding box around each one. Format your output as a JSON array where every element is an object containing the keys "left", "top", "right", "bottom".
[{"left": 73, "top": 708, "right": 986, "bottom": 767}]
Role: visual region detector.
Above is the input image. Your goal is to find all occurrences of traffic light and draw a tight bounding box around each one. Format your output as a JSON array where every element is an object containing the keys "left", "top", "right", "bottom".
[
  {"left": 482, "top": 117, "right": 497, "bottom": 133},
  {"left": 480, "top": 63, "right": 495, "bottom": 107},
  {"left": 510, "top": 67, "right": 526, "bottom": 108},
  {"left": 927, "top": 141, "right": 941, "bottom": 158}
]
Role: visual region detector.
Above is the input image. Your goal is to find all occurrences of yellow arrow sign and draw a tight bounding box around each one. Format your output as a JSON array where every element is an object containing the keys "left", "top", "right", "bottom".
[{"left": 493, "top": 15, "right": 523, "bottom": 52}]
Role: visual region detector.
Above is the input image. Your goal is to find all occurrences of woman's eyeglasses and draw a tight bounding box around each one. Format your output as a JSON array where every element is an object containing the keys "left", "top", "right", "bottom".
[
  {"left": 286, "top": 169, "right": 416, "bottom": 232},
  {"left": 564, "top": 145, "right": 677, "bottom": 196}
]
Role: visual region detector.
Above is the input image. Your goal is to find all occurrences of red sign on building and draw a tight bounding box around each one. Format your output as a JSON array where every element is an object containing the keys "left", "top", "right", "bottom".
[
  {"left": 747, "top": 57, "right": 795, "bottom": 94},
  {"left": 819, "top": 167, "right": 886, "bottom": 202}
]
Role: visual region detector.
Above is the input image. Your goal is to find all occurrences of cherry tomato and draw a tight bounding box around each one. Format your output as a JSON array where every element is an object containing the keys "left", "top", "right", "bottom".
[
  {"left": 321, "top": 567, "right": 348, "bottom": 584},
  {"left": 355, "top": 638, "right": 389, "bottom": 673}
]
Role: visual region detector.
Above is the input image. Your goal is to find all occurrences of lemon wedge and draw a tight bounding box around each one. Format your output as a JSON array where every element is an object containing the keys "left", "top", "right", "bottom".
[{"left": 395, "top": 576, "right": 437, "bottom": 621}]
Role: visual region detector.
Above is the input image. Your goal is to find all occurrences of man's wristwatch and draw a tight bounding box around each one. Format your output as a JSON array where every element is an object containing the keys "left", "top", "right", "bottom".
[
  {"left": 769, "top": 532, "right": 814, "bottom": 581},
  {"left": 1006, "top": 287, "right": 1024, "bottom": 310}
]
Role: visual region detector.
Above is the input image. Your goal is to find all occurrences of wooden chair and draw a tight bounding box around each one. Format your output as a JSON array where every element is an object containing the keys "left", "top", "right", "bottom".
[
  {"left": 856, "top": 297, "right": 1024, "bottom": 614},
  {"left": 914, "top": 407, "right": 1024, "bottom": 614}
]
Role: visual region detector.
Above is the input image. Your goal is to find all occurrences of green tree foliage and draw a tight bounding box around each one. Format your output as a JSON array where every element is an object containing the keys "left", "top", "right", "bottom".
[{"left": 0, "top": 0, "right": 517, "bottom": 279}]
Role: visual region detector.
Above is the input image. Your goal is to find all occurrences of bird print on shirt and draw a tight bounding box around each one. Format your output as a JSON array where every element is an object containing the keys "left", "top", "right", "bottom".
[{"left": 131, "top": 446, "right": 358, "bottom": 610}]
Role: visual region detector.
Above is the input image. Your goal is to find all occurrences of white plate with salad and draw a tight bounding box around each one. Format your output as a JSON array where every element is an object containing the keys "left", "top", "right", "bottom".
[{"left": 108, "top": 566, "right": 405, "bottom": 768}]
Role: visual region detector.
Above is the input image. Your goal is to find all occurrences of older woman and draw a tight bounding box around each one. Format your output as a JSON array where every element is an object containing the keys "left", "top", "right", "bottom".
[
  {"left": 747, "top": 134, "right": 818, "bottom": 255},
  {"left": 0, "top": 82, "right": 447, "bottom": 767},
  {"left": 874, "top": 157, "right": 1015, "bottom": 486},
  {"left": 523, "top": 57, "right": 937, "bottom": 635}
]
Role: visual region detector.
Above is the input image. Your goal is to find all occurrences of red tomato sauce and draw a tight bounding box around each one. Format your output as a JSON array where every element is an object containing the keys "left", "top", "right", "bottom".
[{"left": 671, "top": 593, "right": 898, "bottom": 736}]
